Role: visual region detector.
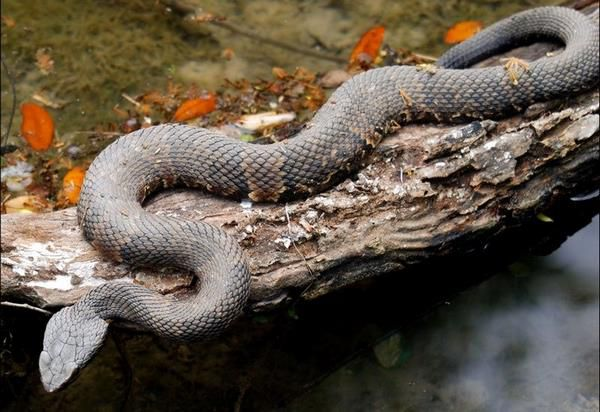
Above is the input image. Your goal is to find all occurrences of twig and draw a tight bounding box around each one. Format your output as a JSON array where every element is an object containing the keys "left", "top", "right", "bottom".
[
  {"left": 1, "top": 301, "right": 52, "bottom": 316},
  {"left": 1, "top": 55, "right": 17, "bottom": 147},
  {"left": 121, "top": 93, "right": 141, "bottom": 107},
  {"left": 160, "top": 0, "right": 346, "bottom": 64},
  {"left": 211, "top": 20, "right": 346, "bottom": 64}
]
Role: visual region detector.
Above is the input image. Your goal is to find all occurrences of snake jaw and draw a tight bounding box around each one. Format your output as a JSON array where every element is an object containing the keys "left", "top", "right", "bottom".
[{"left": 39, "top": 305, "right": 109, "bottom": 392}]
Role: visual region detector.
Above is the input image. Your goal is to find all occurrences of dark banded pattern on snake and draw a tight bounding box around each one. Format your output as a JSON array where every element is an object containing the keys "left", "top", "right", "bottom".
[{"left": 39, "top": 7, "right": 599, "bottom": 392}]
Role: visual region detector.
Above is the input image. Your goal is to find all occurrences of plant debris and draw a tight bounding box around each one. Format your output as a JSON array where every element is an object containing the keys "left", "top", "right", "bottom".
[{"left": 1, "top": 21, "right": 435, "bottom": 215}]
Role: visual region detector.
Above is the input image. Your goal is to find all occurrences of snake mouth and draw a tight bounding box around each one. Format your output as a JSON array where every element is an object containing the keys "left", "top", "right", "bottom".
[{"left": 39, "top": 349, "right": 81, "bottom": 392}]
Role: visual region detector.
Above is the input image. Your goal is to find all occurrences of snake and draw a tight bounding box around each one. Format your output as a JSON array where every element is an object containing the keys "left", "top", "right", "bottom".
[{"left": 39, "top": 6, "right": 598, "bottom": 392}]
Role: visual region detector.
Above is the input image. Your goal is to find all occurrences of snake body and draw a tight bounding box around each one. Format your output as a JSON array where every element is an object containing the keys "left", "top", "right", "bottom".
[{"left": 39, "top": 7, "right": 599, "bottom": 391}]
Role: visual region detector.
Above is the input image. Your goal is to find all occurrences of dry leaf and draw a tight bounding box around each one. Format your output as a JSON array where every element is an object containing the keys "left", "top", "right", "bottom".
[
  {"left": 35, "top": 48, "right": 54, "bottom": 75},
  {"left": 349, "top": 26, "right": 385, "bottom": 66},
  {"left": 173, "top": 94, "right": 217, "bottom": 122},
  {"left": 444, "top": 20, "right": 482, "bottom": 44},
  {"left": 62, "top": 167, "right": 86, "bottom": 205}
]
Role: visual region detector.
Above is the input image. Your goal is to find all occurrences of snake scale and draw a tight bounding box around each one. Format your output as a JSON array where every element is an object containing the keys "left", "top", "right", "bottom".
[{"left": 39, "top": 7, "right": 599, "bottom": 391}]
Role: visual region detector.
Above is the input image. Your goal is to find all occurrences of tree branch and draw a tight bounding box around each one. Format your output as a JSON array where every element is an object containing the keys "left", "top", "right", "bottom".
[{"left": 1, "top": 3, "right": 598, "bottom": 312}]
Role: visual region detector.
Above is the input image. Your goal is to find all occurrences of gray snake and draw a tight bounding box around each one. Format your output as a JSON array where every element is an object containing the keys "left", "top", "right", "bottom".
[{"left": 39, "top": 7, "right": 599, "bottom": 391}]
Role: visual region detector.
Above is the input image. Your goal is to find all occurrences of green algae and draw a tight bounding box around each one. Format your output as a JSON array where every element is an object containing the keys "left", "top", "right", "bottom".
[
  {"left": 1, "top": 0, "right": 213, "bottom": 137},
  {"left": 2, "top": 0, "right": 564, "bottom": 147}
]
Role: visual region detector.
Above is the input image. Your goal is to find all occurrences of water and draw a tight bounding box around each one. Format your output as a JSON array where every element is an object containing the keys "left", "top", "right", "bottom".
[
  {"left": 1, "top": 1, "right": 596, "bottom": 411},
  {"left": 1, "top": 0, "right": 561, "bottom": 139},
  {"left": 286, "top": 218, "right": 600, "bottom": 412}
]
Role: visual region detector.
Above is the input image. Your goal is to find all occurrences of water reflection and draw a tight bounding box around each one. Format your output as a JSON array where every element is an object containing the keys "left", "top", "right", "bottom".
[{"left": 287, "top": 217, "right": 599, "bottom": 412}]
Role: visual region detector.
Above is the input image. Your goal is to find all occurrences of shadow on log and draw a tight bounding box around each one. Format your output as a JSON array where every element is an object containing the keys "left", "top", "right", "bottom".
[{"left": 1, "top": 4, "right": 599, "bottom": 315}]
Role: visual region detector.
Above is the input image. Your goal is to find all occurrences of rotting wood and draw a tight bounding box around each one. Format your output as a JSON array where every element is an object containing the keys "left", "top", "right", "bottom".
[
  {"left": 1, "top": 4, "right": 599, "bottom": 313},
  {"left": 2, "top": 88, "right": 597, "bottom": 312}
]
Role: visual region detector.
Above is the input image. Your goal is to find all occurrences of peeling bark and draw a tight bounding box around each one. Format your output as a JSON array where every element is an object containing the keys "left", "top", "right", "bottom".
[{"left": 1, "top": 9, "right": 599, "bottom": 312}]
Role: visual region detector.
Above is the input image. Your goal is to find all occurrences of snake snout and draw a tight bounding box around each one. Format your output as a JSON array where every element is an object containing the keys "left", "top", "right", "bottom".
[{"left": 39, "top": 306, "right": 109, "bottom": 392}]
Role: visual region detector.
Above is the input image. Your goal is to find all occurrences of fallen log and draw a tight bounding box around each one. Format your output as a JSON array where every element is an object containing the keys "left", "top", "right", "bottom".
[{"left": 1, "top": 6, "right": 599, "bottom": 313}]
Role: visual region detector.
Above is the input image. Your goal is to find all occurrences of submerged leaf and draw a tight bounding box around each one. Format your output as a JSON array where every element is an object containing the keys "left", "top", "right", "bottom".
[
  {"left": 20, "top": 102, "right": 55, "bottom": 151},
  {"left": 35, "top": 48, "right": 54, "bottom": 75},
  {"left": 536, "top": 212, "right": 554, "bottom": 223}
]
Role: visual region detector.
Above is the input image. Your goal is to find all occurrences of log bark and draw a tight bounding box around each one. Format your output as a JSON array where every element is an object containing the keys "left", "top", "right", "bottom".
[{"left": 1, "top": 6, "right": 599, "bottom": 312}]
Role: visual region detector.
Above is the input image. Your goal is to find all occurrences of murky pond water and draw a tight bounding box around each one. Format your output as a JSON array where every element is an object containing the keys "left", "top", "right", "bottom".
[
  {"left": 285, "top": 218, "right": 599, "bottom": 412},
  {"left": 1, "top": 0, "right": 597, "bottom": 411},
  {"left": 2, "top": 0, "right": 561, "bottom": 138}
]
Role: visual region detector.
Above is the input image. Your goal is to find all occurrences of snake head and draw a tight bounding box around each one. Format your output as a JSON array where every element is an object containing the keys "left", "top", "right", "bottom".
[{"left": 39, "top": 305, "right": 109, "bottom": 392}]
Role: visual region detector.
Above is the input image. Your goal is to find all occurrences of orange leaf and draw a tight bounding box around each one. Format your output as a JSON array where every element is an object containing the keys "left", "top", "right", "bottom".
[
  {"left": 62, "top": 167, "right": 86, "bottom": 205},
  {"left": 349, "top": 26, "right": 385, "bottom": 65},
  {"left": 20, "top": 102, "right": 54, "bottom": 151},
  {"left": 173, "top": 94, "right": 217, "bottom": 122},
  {"left": 444, "top": 20, "right": 482, "bottom": 44}
]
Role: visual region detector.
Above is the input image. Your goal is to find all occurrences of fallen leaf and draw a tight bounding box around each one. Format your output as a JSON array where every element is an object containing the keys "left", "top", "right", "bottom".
[
  {"left": 236, "top": 111, "right": 295, "bottom": 131},
  {"left": 20, "top": 102, "right": 55, "bottom": 151},
  {"left": 62, "top": 167, "right": 86, "bottom": 205},
  {"left": 141, "top": 91, "right": 170, "bottom": 106},
  {"left": 3, "top": 194, "right": 49, "bottom": 214},
  {"left": 444, "top": 20, "right": 482, "bottom": 44},
  {"left": 1, "top": 15, "right": 16, "bottom": 28},
  {"left": 272, "top": 67, "right": 289, "bottom": 80},
  {"left": 349, "top": 26, "right": 385, "bottom": 66},
  {"left": 173, "top": 94, "right": 217, "bottom": 122},
  {"left": 293, "top": 67, "right": 316, "bottom": 83}
]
